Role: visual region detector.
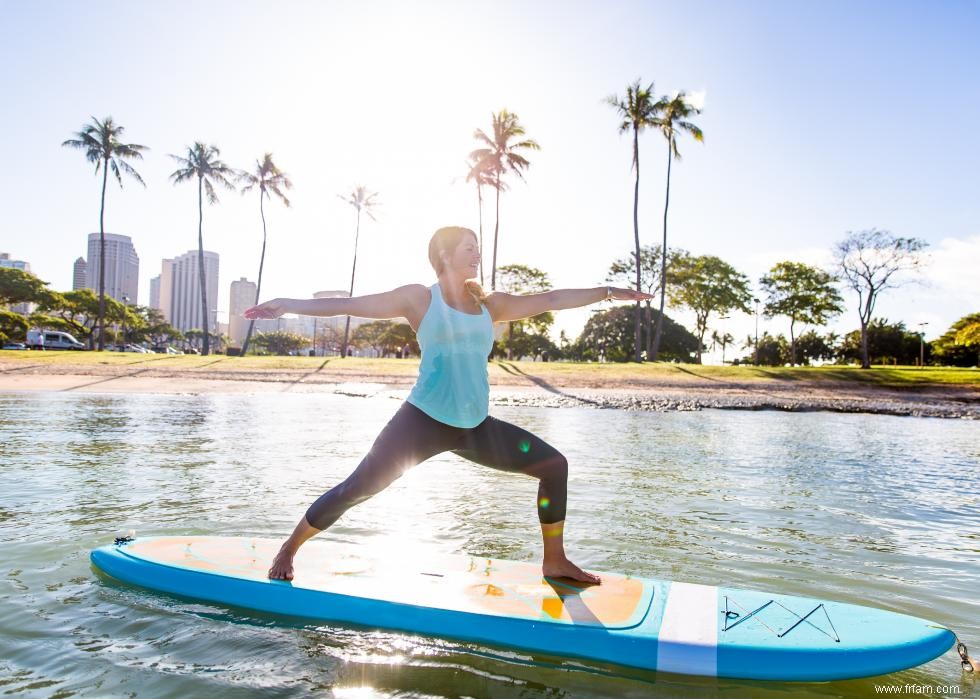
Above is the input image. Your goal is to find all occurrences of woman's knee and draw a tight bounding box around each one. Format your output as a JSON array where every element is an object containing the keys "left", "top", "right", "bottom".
[{"left": 529, "top": 452, "right": 568, "bottom": 483}]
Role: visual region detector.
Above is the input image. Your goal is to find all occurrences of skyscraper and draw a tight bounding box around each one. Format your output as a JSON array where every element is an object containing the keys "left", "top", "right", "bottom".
[
  {"left": 169, "top": 250, "right": 219, "bottom": 333},
  {"left": 85, "top": 233, "right": 139, "bottom": 304},
  {"left": 229, "top": 277, "right": 257, "bottom": 347},
  {"left": 72, "top": 257, "right": 87, "bottom": 290}
]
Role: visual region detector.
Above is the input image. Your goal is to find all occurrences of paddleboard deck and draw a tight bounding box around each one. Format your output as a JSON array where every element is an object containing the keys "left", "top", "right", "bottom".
[{"left": 90, "top": 536, "right": 954, "bottom": 681}]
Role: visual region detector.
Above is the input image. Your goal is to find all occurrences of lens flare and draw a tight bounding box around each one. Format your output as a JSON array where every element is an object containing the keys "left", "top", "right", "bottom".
[
  {"left": 519, "top": 439, "right": 531, "bottom": 453},
  {"left": 538, "top": 497, "right": 550, "bottom": 509}
]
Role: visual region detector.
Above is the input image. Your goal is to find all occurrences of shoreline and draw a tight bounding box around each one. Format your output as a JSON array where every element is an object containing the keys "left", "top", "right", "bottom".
[{"left": 1, "top": 360, "right": 976, "bottom": 419}]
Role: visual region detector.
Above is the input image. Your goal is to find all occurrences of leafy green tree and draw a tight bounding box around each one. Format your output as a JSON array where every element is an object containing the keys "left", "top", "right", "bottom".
[
  {"left": 27, "top": 312, "right": 75, "bottom": 335},
  {"left": 0, "top": 267, "right": 57, "bottom": 307},
  {"left": 0, "top": 310, "right": 29, "bottom": 343},
  {"left": 931, "top": 313, "right": 980, "bottom": 367},
  {"left": 352, "top": 320, "right": 418, "bottom": 357},
  {"left": 62, "top": 116, "right": 147, "bottom": 351},
  {"left": 605, "top": 244, "right": 684, "bottom": 359},
  {"left": 760, "top": 261, "right": 843, "bottom": 365},
  {"left": 794, "top": 330, "right": 837, "bottom": 365},
  {"left": 650, "top": 92, "right": 704, "bottom": 363},
  {"left": 495, "top": 264, "right": 553, "bottom": 359},
  {"left": 253, "top": 331, "right": 309, "bottom": 356},
  {"left": 573, "top": 305, "right": 698, "bottom": 362},
  {"left": 470, "top": 110, "right": 540, "bottom": 290},
  {"left": 169, "top": 142, "right": 238, "bottom": 356},
  {"left": 37, "top": 289, "right": 128, "bottom": 347},
  {"left": 338, "top": 186, "right": 380, "bottom": 358},
  {"left": 834, "top": 229, "right": 928, "bottom": 369},
  {"left": 669, "top": 254, "right": 752, "bottom": 362},
  {"left": 606, "top": 79, "right": 664, "bottom": 362},
  {"left": 838, "top": 318, "right": 922, "bottom": 365},
  {"left": 738, "top": 332, "right": 786, "bottom": 366},
  {"left": 239, "top": 153, "right": 293, "bottom": 357}
]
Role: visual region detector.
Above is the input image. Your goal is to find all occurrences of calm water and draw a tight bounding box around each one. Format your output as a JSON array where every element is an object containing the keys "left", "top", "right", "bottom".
[{"left": 1, "top": 390, "right": 977, "bottom": 698}]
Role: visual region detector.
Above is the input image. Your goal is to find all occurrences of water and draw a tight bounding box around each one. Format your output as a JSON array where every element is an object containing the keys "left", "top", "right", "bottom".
[{"left": 1, "top": 390, "right": 977, "bottom": 698}]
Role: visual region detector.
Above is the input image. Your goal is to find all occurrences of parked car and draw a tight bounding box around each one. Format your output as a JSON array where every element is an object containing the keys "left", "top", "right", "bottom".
[
  {"left": 114, "top": 344, "right": 151, "bottom": 353},
  {"left": 152, "top": 345, "right": 183, "bottom": 355},
  {"left": 26, "top": 330, "right": 86, "bottom": 350},
  {"left": 2, "top": 342, "right": 28, "bottom": 350}
]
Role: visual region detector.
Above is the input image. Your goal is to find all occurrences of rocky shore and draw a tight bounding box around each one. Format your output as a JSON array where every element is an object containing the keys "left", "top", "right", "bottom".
[{"left": 1, "top": 358, "right": 976, "bottom": 419}]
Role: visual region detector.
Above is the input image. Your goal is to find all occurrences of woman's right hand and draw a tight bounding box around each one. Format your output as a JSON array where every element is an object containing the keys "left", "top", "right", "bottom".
[{"left": 243, "top": 298, "right": 288, "bottom": 320}]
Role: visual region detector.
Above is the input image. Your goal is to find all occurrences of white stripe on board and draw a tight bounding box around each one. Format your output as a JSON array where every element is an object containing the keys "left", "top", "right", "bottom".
[{"left": 656, "top": 582, "right": 719, "bottom": 676}]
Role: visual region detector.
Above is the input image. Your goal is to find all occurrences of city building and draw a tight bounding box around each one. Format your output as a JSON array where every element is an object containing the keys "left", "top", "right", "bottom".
[
  {"left": 84, "top": 233, "right": 139, "bottom": 304},
  {"left": 228, "top": 277, "right": 257, "bottom": 347},
  {"left": 168, "top": 250, "right": 219, "bottom": 334},
  {"left": 72, "top": 257, "right": 87, "bottom": 290}
]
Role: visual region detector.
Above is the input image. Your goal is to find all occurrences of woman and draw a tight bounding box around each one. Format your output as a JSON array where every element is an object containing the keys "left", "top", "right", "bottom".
[{"left": 244, "top": 226, "right": 652, "bottom": 583}]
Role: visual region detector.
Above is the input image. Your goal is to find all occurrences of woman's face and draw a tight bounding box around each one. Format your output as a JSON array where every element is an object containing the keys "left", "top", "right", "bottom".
[{"left": 443, "top": 234, "right": 480, "bottom": 277}]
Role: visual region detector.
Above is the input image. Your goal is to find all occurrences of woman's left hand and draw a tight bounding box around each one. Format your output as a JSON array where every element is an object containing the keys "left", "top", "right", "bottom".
[{"left": 607, "top": 287, "right": 655, "bottom": 301}]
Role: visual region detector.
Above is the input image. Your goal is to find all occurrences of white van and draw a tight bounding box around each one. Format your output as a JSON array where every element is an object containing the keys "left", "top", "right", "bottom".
[{"left": 26, "top": 330, "right": 86, "bottom": 350}]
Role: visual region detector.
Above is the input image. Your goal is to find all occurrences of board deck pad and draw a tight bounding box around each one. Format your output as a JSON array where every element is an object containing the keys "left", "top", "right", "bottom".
[
  {"left": 115, "top": 536, "right": 652, "bottom": 629},
  {"left": 91, "top": 535, "right": 956, "bottom": 681}
]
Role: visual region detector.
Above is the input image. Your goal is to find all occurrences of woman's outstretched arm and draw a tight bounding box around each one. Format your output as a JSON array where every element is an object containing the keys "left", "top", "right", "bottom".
[
  {"left": 244, "top": 284, "right": 425, "bottom": 320},
  {"left": 485, "top": 286, "right": 653, "bottom": 323}
]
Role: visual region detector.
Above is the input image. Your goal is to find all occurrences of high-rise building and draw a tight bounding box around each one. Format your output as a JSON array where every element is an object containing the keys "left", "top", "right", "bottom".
[
  {"left": 149, "top": 259, "right": 176, "bottom": 323},
  {"left": 169, "top": 250, "right": 219, "bottom": 333},
  {"left": 72, "top": 257, "right": 87, "bottom": 290},
  {"left": 85, "top": 233, "right": 139, "bottom": 304},
  {"left": 0, "top": 252, "right": 30, "bottom": 272},
  {"left": 149, "top": 275, "right": 160, "bottom": 310},
  {"left": 229, "top": 277, "right": 257, "bottom": 347}
]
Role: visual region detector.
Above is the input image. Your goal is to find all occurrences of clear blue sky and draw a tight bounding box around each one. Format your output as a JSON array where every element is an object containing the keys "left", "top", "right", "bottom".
[{"left": 2, "top": 0, "right": 977, "bottom": 354}]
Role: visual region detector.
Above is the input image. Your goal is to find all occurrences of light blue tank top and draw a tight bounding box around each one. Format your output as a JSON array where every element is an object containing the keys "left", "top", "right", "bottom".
[{"left": 406, "top": 282, "right": 495, "bottom": 428}]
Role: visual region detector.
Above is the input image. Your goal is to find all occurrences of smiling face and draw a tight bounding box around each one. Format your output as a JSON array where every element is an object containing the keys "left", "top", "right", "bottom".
[
  {"left": 428, "top": 227, "right": 480, "bottom": 280},
  {"left": 442, "top": 232, "right": 481, "bottom": 278}
]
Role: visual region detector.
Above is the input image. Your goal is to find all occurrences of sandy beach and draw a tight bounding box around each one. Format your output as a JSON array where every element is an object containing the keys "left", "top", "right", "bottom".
[{"left": 1, "top": 357, "right": 976, "bottom": 419}]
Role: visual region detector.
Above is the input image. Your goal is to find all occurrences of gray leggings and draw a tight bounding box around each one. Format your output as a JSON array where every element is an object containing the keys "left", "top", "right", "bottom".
[{"left": 305, "top": 401, "right": 569, "bottom": 529}]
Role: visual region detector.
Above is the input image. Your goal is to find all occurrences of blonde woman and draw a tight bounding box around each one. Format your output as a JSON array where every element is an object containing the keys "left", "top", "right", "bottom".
[{"left": 245, "top": 226, "right": 652, "bottom": 583}]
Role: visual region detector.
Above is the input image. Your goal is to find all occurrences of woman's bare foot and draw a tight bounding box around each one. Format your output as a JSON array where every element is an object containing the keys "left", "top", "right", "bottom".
[
  {"left": 268, "top": 547, "right": 296, "bottom": 580},
  {"left": 543, "top": 557, "right": 601, "bottom": 585}
]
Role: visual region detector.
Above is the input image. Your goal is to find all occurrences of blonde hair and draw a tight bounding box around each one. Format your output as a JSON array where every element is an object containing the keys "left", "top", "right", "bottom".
[{"left": 428, "top": 226, "right": 488, "bottom": 305}]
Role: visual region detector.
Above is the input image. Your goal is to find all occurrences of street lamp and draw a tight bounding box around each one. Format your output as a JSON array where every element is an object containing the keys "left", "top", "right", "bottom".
[
  {"left": 753, "top": 298, "right": 760, "bottom": 365},
  {"left": 918, "top": 322, "right": 928, "bottom": 368}
]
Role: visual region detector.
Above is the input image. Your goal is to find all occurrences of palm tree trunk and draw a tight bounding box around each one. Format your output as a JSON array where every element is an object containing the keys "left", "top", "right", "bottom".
[
  {"left": 197, "top": 176, "right": 210, "bottom": 356},
  {"left": 240, "top": 193, "right": 267, "bottom": 357},
  {"left": 477, "top": 183, "right": 485, "bottom": 286},
  {"left": 342, "top": 208, "right": 361, "bottom": 358},
  {"left": 632, "top": 127, "right": 642, "bottom": 363},
  {"left": 651, "top": 138, "right": 673, "bottom": 362},
  {"left": 789, "top": 318, "right": 797, "bottom": 366},
  {"left": 491, "top": 173, "right": 501, "bottom": 291},
  {"left": 97, "top": 158, "right": 108, "bottom": 351}
]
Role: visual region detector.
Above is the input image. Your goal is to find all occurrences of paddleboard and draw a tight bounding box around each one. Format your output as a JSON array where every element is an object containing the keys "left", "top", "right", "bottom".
[{"left": 90, "top": 536, "right": 954, "bottom": 681}]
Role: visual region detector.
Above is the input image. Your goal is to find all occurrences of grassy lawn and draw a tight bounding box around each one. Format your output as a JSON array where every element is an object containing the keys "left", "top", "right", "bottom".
[{"left": 1, "top": 350, "right": 976, "bottom": 388}]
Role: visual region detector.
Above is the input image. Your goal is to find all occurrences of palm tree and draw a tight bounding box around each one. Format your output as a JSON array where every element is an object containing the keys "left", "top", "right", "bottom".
[
  {"left": 470, "top": 110, "right": 540, "bottom": 290},
  {"left": 606, "top": 80, "right": 664, "bottom": 362},
  {"left": 62, "top": 116, "right": 148, "bottom": 351},
  {"left": 238, "top": 153, "right": 292, "bottom": 356},
  {"left": 338, "top": 186, "right": 380, "bottom": 358},
  {"left": 649, "top": 92, "right": 703, "bottom": 362},
  {"left": 168, "top": 142, "right": 237, "bottom": 356},
  {"left": 464, "top": 155, "right": 506, "bottom": 287}
]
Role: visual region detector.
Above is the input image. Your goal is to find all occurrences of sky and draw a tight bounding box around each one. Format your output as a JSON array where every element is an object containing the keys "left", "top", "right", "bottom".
[{"left": 2, "top": 0, "right": 978, "bottom": 360}]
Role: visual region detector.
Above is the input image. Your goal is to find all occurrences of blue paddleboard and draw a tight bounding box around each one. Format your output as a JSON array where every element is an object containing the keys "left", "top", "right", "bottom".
[{"left": 90, "top": 536, "right": 954, "bottom": 681}]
